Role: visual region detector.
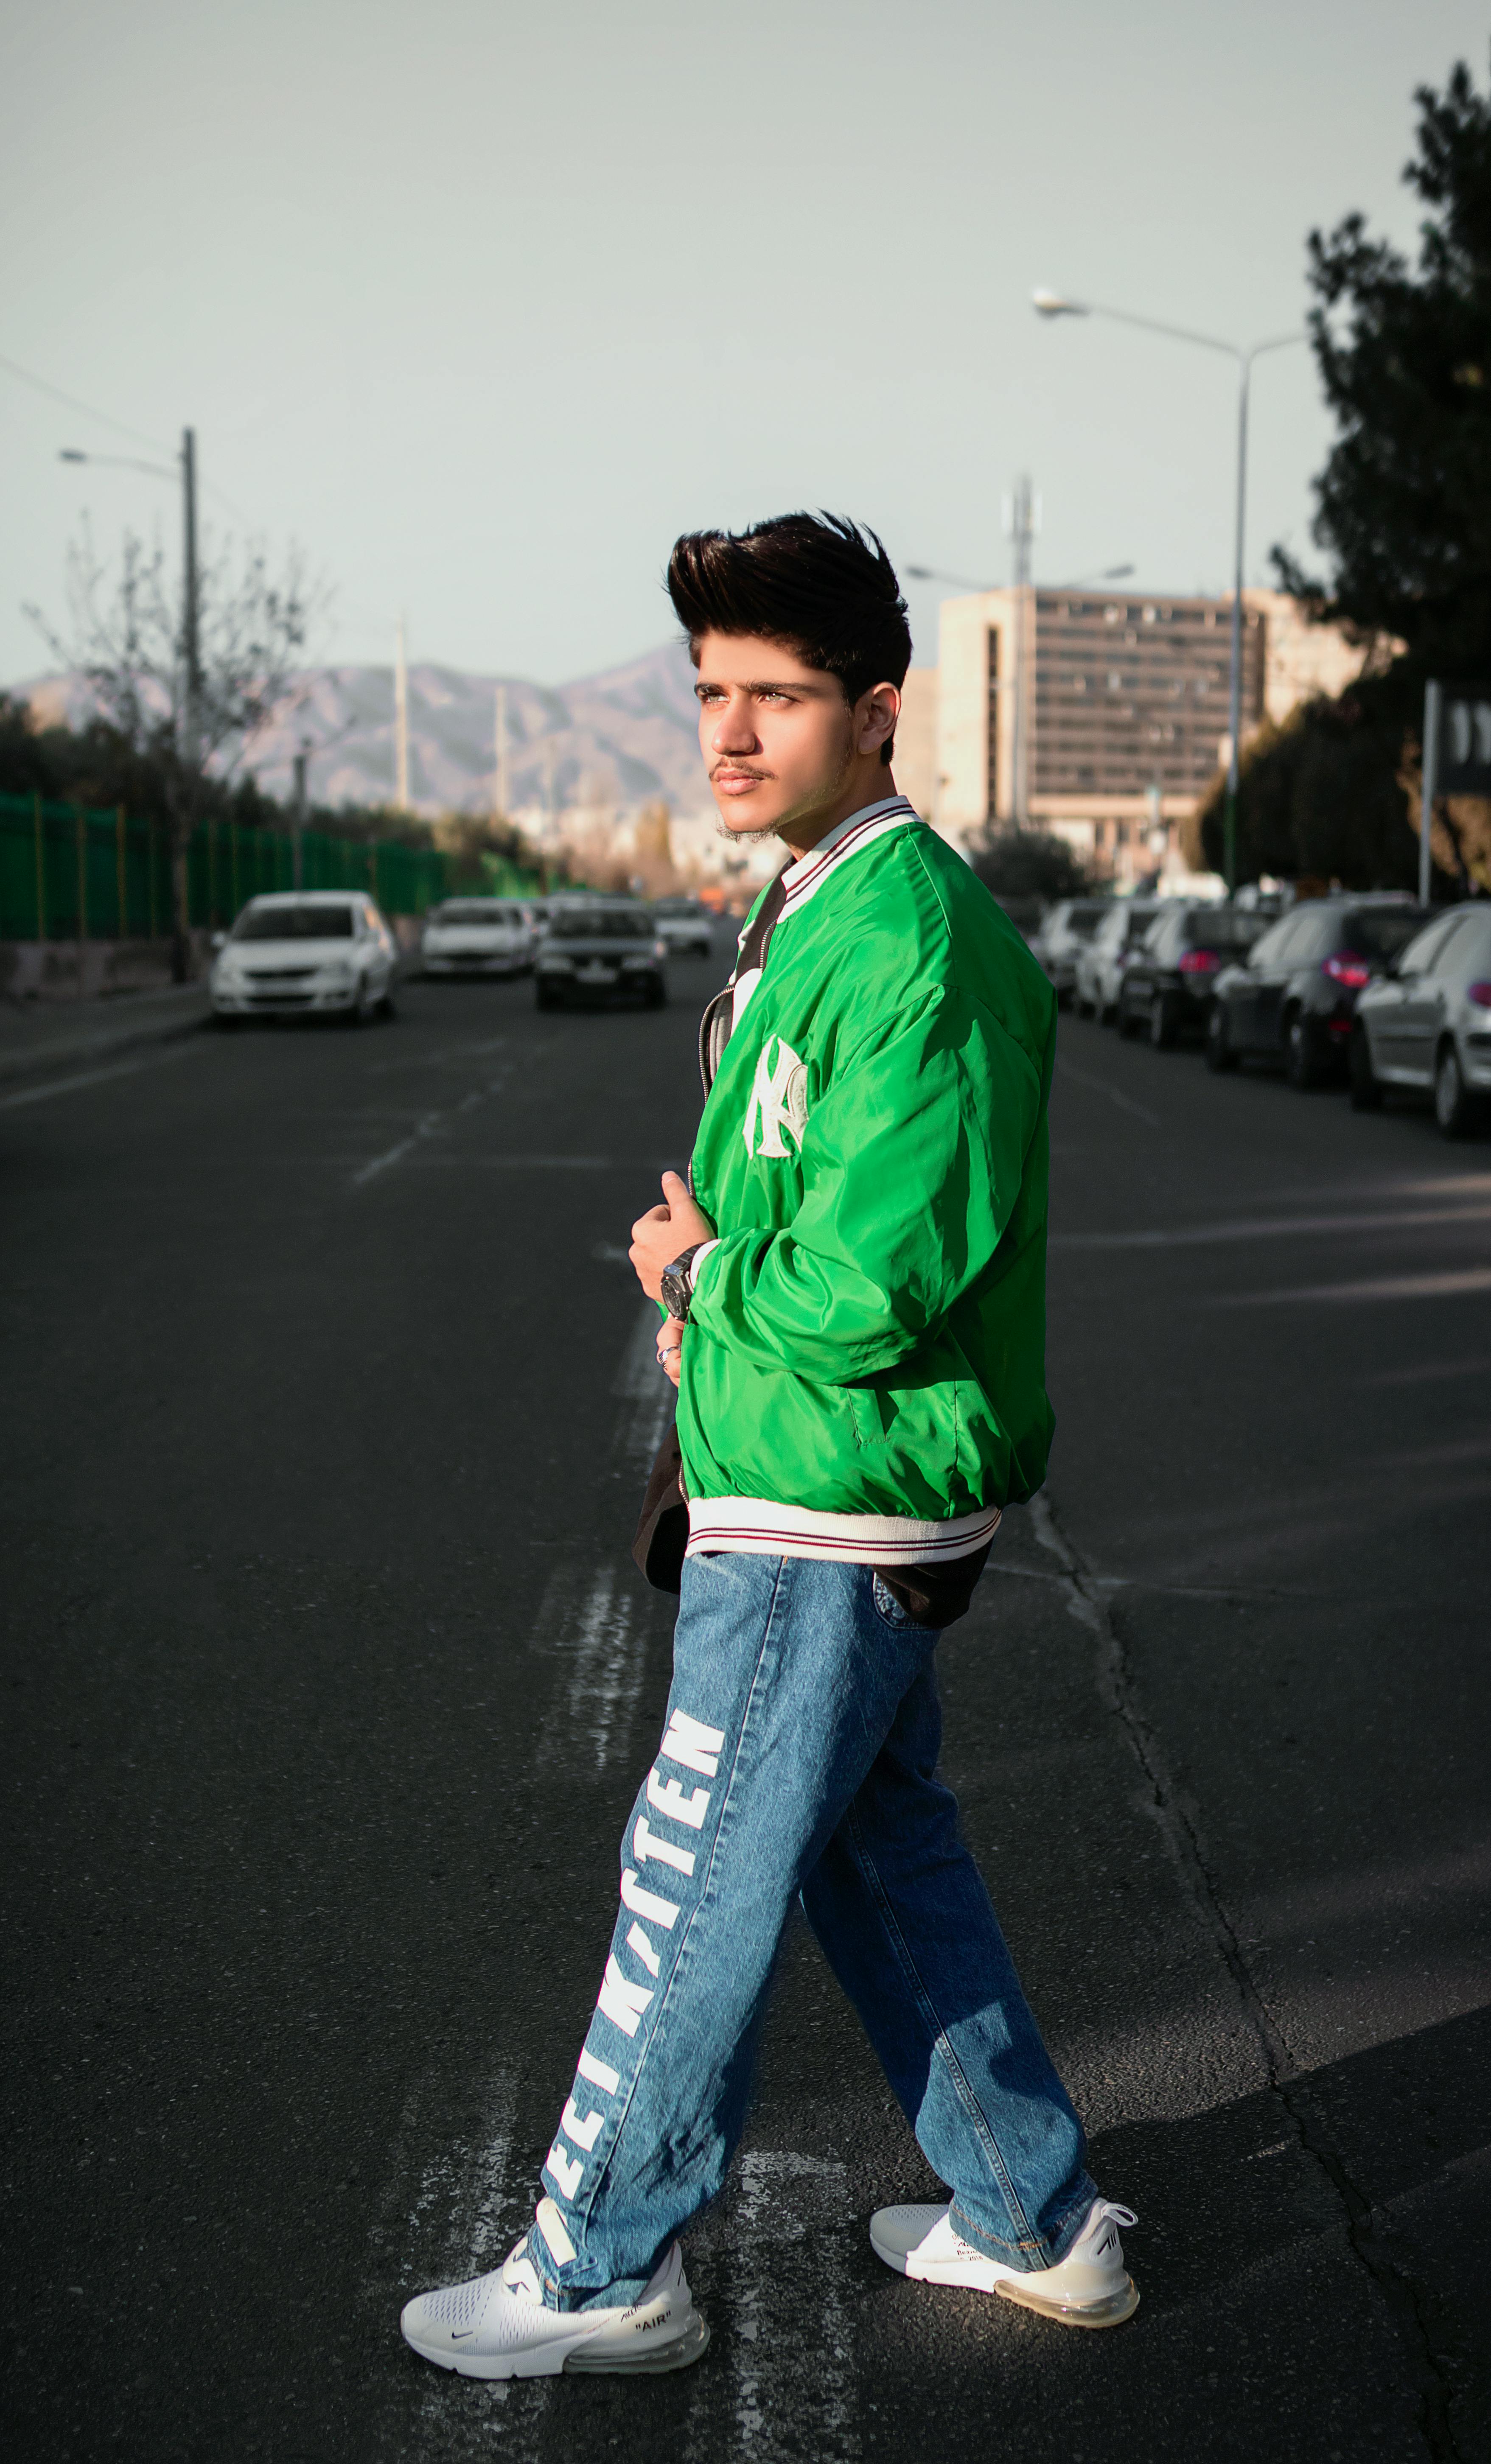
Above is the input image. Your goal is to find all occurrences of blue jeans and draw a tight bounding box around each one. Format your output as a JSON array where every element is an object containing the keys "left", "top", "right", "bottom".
[{"left": 529, "top": 1551, "right": 1096, "bottom": 2305}]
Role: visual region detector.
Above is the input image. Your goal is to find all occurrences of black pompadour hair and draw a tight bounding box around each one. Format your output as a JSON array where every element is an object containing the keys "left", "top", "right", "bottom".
[{"left": 667, "top": 512, "right": 912, "bottom": 765}]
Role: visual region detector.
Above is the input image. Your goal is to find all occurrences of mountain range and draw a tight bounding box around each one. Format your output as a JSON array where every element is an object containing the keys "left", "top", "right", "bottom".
[{"left": 26, "top": 638, "right": 710, "bottom": 821}]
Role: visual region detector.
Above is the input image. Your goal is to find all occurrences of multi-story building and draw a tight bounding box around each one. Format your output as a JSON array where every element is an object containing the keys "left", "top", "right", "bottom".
[
  {"left": 891, "top": 667, "right": 939, "bottom": 820},
  {"left": 931, "top": 584, "right": 1370, "bottom": 882}
]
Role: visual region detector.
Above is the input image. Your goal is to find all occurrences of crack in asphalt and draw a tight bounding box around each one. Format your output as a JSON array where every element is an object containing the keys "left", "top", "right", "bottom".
[{"left": 1028, "top": 1491, "right": 1464, "bottom": 2464}]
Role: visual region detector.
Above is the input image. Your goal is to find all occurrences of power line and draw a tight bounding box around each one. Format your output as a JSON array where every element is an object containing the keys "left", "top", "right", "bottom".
[
  {"left": 0, "top": 349, "right": 170, "bottom": 456},
  {"left": 3, "top": 350, "right": 279, "bottom": 533}
]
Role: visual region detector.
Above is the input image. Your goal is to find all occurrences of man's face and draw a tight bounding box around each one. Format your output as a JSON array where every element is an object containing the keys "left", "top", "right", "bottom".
[{"left": 693, "top": 632, "right": 874, "bottom": 843}]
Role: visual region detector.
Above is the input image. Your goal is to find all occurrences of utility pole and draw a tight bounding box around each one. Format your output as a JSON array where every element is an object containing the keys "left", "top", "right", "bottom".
[
  {"left": 494, "top": 683, "right": 510, "bottom": 822},
  {"left": 1223, "top": 361, "right": 1250, "bottom": 896},
  {"left": 394, "top": 618, "right": 410, "bottom": 811},
  {"left": 1004, "top": 475, "right": 1037, "bottom": 826},
  {"left": 57, "top": 427, "right": 202, "bottom": 974},
  {"left": 176, "top": 426, "right": 202, "bottom": 975},
  {"left": 181, "top": 428, "right": 200, "bottom": 763},
  {"left": 292, "top": 741, "right": 309, "bottom": 891}
]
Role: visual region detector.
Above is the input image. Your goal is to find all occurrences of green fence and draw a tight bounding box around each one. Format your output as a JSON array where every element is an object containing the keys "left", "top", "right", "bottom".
[{"left": 0, "top": 792, "right": 545, "bottom": 941}]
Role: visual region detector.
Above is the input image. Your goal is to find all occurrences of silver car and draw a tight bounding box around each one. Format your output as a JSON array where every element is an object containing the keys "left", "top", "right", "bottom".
[
  {"left": 1075, "top": 899, "right": 1164, "bottom": 1023},
  {"left": 1031, "top": 899, "right": 1110, "bottom": 1006},
  {"left": 1350, "top": 904, "right": 1491, "bottom": 1136}
]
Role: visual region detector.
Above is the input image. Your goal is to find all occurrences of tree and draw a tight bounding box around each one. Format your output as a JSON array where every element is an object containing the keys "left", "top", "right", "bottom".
[
  {"left": 967, "top": 824, "right": 1092, "bottom": 910},
  {"left": 1277, "top": 54, "right": 1491, "bottom": 671},
  {"left": 1192, "top": 698, "right": 1421, "bottom": 888},
  {"left": 1263, "top": 51, "right": 1491, "bottom": 892},
  {"left": 29, "top": 519, "right": 316, "bottom": 975}
]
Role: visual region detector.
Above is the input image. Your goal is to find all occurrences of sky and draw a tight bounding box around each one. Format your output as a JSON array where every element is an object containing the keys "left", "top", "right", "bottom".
[{"left": 2, "top": 0, "right": 1487, "bottom": 691}]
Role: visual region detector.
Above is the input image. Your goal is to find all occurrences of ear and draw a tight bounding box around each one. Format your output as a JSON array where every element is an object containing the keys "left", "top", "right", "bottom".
[{"left": 857, "top": 680, "right": 900, "bottom": 757}]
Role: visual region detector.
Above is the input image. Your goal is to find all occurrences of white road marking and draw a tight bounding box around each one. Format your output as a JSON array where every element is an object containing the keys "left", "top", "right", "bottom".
[
  {"left": 351, "top": 1108, "right": 451, "bottom": 1185},
  {"left": 1053, "top": 1201, "right": 1491, "bottom": 1252},
  {"left": 535, "top": 1561, "right": 645, "bottom": 1776},
  {"left": 350, "top": 1071, "right": 510, "bottom": 1188},
  {"left": 363, "top": 2065, "right": 549, "bottom": 2457},
  {"left": 404, "top": 1152, "right": 619, "bottom": 1169},
  {"left": 1220, "top": 1265, "right": 1491, "bottom": 1307},
  {"left": 613, "top": 1296, "right": 675, "bottom": 1465},
  {"left": 364, "top": 1036, "right": 511, "bottom": 1075},
  {"left": 1054, "top": 1055, "right": 1161, "bottom": 1128},
  {"left": 1363, "top": 1353, "right": 1491, "bottom": 1387},
  {"left": 365, "top": 1306, "right": 669, "bottom": 2451},
  {"left": 689, "top": 2150, "right": 860, "bottom": 2462},
  {"left": 0, "top": 1040, "right": 205, "bottom": 1112}
]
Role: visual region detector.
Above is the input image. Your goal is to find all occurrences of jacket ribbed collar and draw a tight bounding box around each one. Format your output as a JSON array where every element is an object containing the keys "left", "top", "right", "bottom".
[{"left": 776, "top": 794, "right": 918, "bottom": 919}]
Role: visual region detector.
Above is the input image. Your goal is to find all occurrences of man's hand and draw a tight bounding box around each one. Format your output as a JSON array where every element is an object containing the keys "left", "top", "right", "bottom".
[
  {"left": 656, "top": 1316, "right": 685, "bottom": 1389},
  {"left": 629, "top": 1170, "right": 714, "bottom": 1302}
]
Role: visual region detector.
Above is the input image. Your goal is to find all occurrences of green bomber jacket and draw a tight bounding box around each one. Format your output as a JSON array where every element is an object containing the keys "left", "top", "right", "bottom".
[{"left": 676, "top": 793, "right": 1057, "bottom": 1565}]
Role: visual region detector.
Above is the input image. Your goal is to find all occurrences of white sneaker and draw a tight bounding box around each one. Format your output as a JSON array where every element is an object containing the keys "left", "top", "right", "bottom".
[
  {"left": 870, "top": 2197, "right": 1138, "bottom": 2328},
  {"left": 400, "top": 2201, "right": 710, "bottom": 2379}
]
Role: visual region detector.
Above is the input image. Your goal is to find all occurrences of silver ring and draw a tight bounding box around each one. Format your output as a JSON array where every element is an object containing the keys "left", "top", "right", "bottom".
[{"left": 658, "top": 1343, "right": 681, "bottom": 1361}]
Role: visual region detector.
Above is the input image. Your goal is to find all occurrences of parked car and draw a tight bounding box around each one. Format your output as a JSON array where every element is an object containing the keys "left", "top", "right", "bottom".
[
  {"left": 652, "top": 897, "right": 716, "bottom": 958},
  {"left": 535, "top": 899, "right": 668, "bottom": 1010},
  {"left": 1349, "top": 903, "right": 1491, "bottom": 1136},
  {"left": 1075, "top": 900, "right": 1163, "bottom": 1022},
  {"left": 210, "top": 892, "right": 398, "bottom": 1024},
  {"left": 421, "top": 896, "right": 537, "bottom": 977},
  {"left": 1030, "top": 899, "right": 1110, "bottom": 1006},
  {"left": 1205, "top": 896, "right": 1428, "bottom": 1086},
  {"left": 1118, "top": 902, "right": 1265, "bottom": 1046}
]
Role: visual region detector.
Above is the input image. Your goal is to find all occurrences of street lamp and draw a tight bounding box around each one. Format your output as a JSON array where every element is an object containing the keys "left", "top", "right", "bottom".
[
  {"left": 1032, "top": 289, "right": 1304, "bottom": 890},
  {"left": 906, "top": 560, "right": 1135, "bottom": 591},
  {"left": 62, "top": 430, "right": 203, "bottom": 973}
]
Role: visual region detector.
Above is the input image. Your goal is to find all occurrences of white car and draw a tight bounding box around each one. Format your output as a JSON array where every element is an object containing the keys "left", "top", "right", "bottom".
[
  {"left": 210, "top": 892, "right": 398, "bottom": 1024},
  {"left": 652, "top": 898, "right": 716, "bottom": 958},
  {"left": 1350, "top": 902, "right": 1491, "bottom": 1136},
  {"left": 1075, "top": 901, "right": 1163, "bottom": 1022},
  {"left": 421, "top": 897, "right": 537, "bottom": 977}
]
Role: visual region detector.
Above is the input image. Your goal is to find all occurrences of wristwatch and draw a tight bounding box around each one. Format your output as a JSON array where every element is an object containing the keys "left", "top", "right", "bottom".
[{"left": 659, "top": 1244, "right": 704, "bottom": 1324}]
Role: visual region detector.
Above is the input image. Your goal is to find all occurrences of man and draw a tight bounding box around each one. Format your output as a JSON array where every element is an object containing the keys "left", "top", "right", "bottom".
[{"left": 401, "top": 513, "right": 1136, "bottom": 2381}]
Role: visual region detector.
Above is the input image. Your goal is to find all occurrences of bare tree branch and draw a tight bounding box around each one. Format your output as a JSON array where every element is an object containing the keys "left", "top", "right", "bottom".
[{"left": 28, "top": 514, "right": 328, "bottom": 975}]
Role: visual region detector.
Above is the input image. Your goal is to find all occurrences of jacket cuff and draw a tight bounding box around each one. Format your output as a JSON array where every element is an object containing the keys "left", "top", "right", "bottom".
[{"left": 686, "top": 1237, "right": 720, "bottom": 1298}]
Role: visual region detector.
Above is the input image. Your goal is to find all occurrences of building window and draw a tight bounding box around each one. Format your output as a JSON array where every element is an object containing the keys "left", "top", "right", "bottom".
[{"left": 986, "top": 628, "right": 1001, "bottom": 821}]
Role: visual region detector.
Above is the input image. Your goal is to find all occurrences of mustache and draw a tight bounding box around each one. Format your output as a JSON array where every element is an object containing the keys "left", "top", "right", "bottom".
[{"left": 709, "top": 759, "right": 774, "bottom": 781}]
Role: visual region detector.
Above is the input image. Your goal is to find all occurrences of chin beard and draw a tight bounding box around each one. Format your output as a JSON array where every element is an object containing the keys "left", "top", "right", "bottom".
[{"left": 714, "top": 813, "right": 782, "bottom": 846}]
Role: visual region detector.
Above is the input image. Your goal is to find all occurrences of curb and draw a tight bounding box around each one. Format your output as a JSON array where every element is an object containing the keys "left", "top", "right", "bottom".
[{"left": 0, "top": 986, "right": 211, "bottom": 1090}]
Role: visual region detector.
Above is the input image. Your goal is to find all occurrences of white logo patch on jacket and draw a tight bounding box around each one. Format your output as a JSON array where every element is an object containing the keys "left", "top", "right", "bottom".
[{"left": 743, "top": 1035, "right": 809, "bottom": 1157}]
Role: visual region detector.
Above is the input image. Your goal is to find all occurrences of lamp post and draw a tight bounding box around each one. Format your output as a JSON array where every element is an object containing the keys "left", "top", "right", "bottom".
[
  {"left": 60, "top": 433, "right": 200, "bottom": 769},
  {"left": 907, "top": 560, "right": 1134, "bottom": 591},
  {"left": 1031, "top": 291, "right": 1303, "bottom": 890}
]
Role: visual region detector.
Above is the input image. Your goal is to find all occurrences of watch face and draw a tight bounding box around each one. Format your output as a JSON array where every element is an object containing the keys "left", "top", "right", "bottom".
[{"left": 661, "top": 1256, "right": 694, "bottom": 1319}]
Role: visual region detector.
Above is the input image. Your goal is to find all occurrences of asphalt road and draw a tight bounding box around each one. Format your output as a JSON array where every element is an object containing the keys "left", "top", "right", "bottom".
[{"left": 3, "top": 944, "right": 1488, "bottom": 2464}]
